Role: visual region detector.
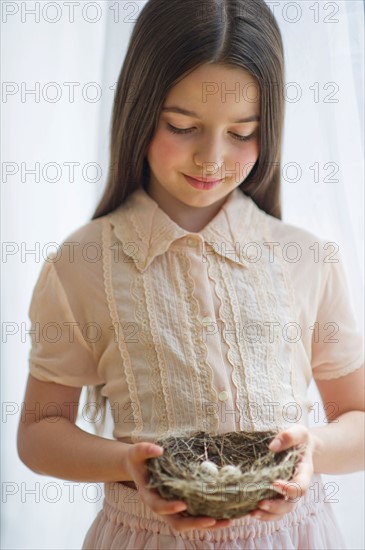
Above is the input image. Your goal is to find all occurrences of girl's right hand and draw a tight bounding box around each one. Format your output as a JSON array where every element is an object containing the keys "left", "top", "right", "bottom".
[{"left": 125, "top": 442, "right": 232, "bottom": 533}]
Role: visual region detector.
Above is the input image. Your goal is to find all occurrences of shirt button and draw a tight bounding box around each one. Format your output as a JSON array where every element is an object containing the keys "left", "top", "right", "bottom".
[
  {"left": 218, "top": 390, "right": 228, "bottom": 402},
  {"left": 187, "top": 237, "right": 198, "bottom": 247},
  {"left": 201, "top": 316, "right": 213, "bottom": 325}
]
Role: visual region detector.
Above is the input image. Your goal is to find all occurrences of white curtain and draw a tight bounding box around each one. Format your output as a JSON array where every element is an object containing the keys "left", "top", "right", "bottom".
[
  {"left": 277, "top": 3, "right": 364, "bottom": 550},
  {"left": 2, "top": 1, "right": 363, "bottom": 548}
]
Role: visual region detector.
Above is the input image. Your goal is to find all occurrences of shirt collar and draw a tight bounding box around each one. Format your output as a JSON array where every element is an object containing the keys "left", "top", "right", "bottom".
[{"left": 108, "top": 186, "right": 260, "bottom": 272}]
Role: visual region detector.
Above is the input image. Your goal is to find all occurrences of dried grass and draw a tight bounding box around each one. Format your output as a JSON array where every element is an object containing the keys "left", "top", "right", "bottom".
[{"left": 146, "top": 430, "right": 305, "bottom": 519}]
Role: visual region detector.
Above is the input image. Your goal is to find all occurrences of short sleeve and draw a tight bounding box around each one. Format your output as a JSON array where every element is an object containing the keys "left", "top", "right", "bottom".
[
  {"left": 28, "top": 258, "right": 104, "bottom": 387},
  {"left": 311, "top": 252, "right": 364, "bottom": 380}
]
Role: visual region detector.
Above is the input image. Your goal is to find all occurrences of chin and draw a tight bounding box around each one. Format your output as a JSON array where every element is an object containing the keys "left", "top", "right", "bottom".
[{"left": 182, "top": 191, "right": 225, "bottom": 208}]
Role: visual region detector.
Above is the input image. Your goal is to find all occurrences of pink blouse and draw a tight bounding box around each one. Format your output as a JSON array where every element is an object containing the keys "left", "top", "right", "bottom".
[{"left": 28, "top": 187, "right": 364, "bottom": 443}]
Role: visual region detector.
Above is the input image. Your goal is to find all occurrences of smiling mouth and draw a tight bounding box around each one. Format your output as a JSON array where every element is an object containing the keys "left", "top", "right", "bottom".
[
  {"left": 184, "top": 174, "right": 223, "bottom": 184},
  {"left": 183, "top": 174, "right": 224, "bottom": 191}
]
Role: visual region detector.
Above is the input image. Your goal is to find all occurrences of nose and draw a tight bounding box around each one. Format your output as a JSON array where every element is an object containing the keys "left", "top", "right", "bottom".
[{"left": 193, "top": 134, "right": 225, "bottom": 172}]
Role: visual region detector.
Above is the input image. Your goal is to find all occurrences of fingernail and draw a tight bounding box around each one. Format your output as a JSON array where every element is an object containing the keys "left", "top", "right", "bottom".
[
  {"left": 203, "top": 519, "right": 216, "bottom": 526},
  {"left": 271, "top": 483, "right": 286, "bottom": 496},
  {"left": 174, "top": 504, "right": 187, "bottom": 512},
  {"left": 269, "top": 438, "right": 282, "bottom": 451},
  {"left": 259, "top": 503, "right": 270, "bottom": 511}
]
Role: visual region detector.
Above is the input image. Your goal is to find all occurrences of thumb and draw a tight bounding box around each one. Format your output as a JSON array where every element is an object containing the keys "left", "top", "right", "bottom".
[
  {"left": 128, "top": 443, "right": 164, "bottom": 488},
  {"left": 132, "top": 442, "right": 164, "bottom": 463},
  {"left": 268, "top": 425, "right": 309, "bottom": 452}
]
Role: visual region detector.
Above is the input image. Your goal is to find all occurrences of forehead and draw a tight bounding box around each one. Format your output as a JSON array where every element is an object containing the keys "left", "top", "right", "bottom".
[{"left": 164, "top": 63, "right": 260, "bottom": 115}]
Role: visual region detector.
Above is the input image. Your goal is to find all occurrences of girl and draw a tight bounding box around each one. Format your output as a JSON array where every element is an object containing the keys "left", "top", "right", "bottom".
[{"left": 17, "top": 0, "right": 364, "bottom": 548}]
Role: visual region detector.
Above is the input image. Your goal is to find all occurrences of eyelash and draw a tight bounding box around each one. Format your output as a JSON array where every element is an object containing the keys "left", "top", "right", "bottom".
[{"left": 166, "top": 123, "right": 255, "bottom": 142}]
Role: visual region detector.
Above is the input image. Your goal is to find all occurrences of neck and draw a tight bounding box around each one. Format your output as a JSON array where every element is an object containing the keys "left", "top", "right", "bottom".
[
  {"left": 145, "top": 182, "right": 229, "bottom": 233},
  {"left": 164, "top": 199, "right": 226, "bottom": 233}
]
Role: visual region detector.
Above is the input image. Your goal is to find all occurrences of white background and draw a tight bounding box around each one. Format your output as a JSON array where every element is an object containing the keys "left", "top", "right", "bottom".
[{"left": 1, "top": 1, "right": 364, "bottom": 548}]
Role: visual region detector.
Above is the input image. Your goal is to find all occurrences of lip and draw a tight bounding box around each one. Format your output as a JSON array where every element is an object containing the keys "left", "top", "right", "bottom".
[
  {"left": 184, "top": 174, "right": 223, "bottom": 190},
  {"left": 186, "top": 175, "right": 222, "bottom": 183}
]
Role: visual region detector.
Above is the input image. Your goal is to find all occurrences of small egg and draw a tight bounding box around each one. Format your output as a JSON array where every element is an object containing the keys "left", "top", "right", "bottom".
[
  {"left": 219, "top": 465, "right": 241, "bottom": 477},
  {"left": 199, "top": 460, "right": 219, "bottom": 476}
]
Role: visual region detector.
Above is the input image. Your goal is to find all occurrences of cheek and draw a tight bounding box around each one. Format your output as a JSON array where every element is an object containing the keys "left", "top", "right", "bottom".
[
  {"left": 231, "top": 140, "right": 260, "bottom": 171},
  {"left": 147, "top": 131, "right": 184, "bottom": 169},
  {"left": 147, "top": 131, "right": 260, "bottom": 172},
  {"left": 249, "top": 139, "right": 260, "bottom": 160}
]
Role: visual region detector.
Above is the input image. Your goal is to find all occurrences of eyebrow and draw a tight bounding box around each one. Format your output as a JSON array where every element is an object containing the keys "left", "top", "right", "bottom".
[{"left": 161, "top": 106, "right": 260, "bottom": 123}]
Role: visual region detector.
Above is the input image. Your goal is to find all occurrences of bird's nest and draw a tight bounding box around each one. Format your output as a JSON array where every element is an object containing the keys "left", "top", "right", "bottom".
[{"left": 146, "top": 430, "right": 305, "bottom": 519}]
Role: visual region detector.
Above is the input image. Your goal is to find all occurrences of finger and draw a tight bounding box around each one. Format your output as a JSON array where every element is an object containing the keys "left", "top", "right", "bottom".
[
  {"left": 257, "top": 498, "right": 297, "bottom": 516},
  {"left": 142, "top": 489, "right": 189, "bottom": 516},
  {"left": 269, "top": 428, "right": 314, "bottom": 500},
  {"left": 133, "top": 443, "right": 164, "bottom": 464},
  {"left": 130, "top": 443, "right": 164, "bottom": 486},
  {"left": 271, "top": 479, "right": 305, "bottom": 501},
  {"left": 290, "top": 452, "right": 313, "bottom": 491},
  {"left": 268, "top": 425, "right": 310, "bottom": 453},
  {"left": 271, "top": 446, "right": 313, "bottom": 498},
  {"left": 147, "top": 494, "right": 227, "bottom": 530}
]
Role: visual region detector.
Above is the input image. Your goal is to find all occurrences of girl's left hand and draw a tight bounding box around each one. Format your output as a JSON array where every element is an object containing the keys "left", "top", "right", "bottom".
[{"left": 249, "top": 425, "right": 315, "bottom": 522}]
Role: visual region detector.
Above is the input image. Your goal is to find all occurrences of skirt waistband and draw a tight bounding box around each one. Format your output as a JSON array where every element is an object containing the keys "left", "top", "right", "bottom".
[{"left": 102, "top": 475, "right": 326, "bottom": 541}]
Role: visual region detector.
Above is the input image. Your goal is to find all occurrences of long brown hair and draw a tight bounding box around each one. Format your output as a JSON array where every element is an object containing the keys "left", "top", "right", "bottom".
[{"left": 87, "top": 0, "right": 285, "bottom": 435}]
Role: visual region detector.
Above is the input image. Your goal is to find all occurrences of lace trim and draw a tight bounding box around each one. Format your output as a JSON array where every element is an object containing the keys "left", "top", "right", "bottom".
[
  {"left": 177, "top": 250, "right": 219, "bottom": 433},
  {"left": 168, "top": 252, "right": 204, "bottom": 432},
  {"left": 205, "top": 205, "right": 301, "bottom": 431},
  {"left": 264, "top": 217, "right": 299, "bottom": 413},
  {"left": 138, "top": 266, "right": 177, "bottom": 432},
  {"left": 126, "top": 199, "right": 148, "bottom": 243},
  {"left": 247, "top": 259, "right": 281, "bottom": 429},
  {"left": 257, "top": 216, "right": 298, "bottom": 429},
  {"left": 107, "top": 243, "right": 219, "bottom": 438},
  {"left": 262, "top": 215, "right": 311, "bottom": 425},
  {"left": 252, "top": 263, "right": 280, "bottom": 427},
  {"left": 313, "top": 360, "right": 364, "bottom": 380},
  {"left": 208, "top": 246, "right": 279, "bottom": 431},
  {"left": 127, "top": 250, "right": 219, "bottom": 435},
  {"left": 221, "top": 200, "right": 279, "bottom": 429},
  {"left": 206, "top": 247, "right": 253, "bottom": 431},
  {"left": 131, "top": 274, "right": 169, "bottom": 441},
  {"left": 102, "top": 218, "right": 143, "bottom": 441}
]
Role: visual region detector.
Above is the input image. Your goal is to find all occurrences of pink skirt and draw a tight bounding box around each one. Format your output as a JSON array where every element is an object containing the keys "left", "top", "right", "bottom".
[{"left": 82, "top": 474, "right": 346, "bottom": 549}]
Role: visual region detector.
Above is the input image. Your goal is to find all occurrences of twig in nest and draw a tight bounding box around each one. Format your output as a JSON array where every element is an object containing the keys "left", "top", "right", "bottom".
[{"left": 146, "top": 430, "right": 304, "bottom": 520}]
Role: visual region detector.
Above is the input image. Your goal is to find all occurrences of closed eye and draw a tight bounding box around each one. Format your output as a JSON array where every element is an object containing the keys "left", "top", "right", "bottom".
[{"left": 166, "top": 123, "right": 255, "bottom": 142}]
